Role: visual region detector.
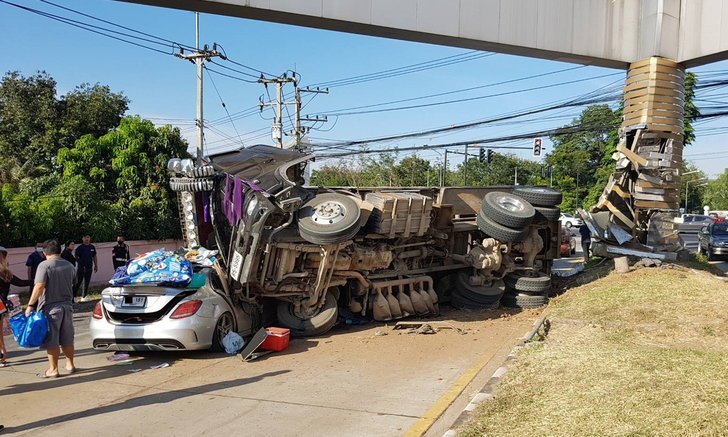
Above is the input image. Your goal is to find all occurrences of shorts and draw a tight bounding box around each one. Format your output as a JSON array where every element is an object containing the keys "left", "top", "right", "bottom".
[{"left": 43, "top": 304, "right": 75, "bottom": 349}]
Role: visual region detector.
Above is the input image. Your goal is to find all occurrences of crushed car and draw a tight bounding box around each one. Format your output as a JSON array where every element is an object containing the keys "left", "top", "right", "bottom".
[{"left": 90, "top": 145, "right": 563, "bottom": 350}]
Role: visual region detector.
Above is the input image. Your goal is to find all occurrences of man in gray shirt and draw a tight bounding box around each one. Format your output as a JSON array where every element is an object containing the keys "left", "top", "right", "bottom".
[{"left": 25, "top": 239, "right": 77, "bottom": 378}]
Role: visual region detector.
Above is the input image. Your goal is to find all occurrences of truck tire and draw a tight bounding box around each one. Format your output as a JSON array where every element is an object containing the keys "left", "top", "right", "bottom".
[
  {"left": 276, "top": 290, "right": 338, "bottom": 337},
  {"left": 435, "top": 275, "right": 454, "bottom": 304},
  {"left": 476, "top": 213, "right": 529, "bottom": 243},
  {"left": 480, "top": 192, "right": 535, "bottom": 228},
  {"left": 513, "top": 187, "right": 562, "bottom": 207},
  {"left": 451, "top": 292, "right": 501, "bottom": 310},
  {"left": 503, "top": 272, "right": 552, "bottom": 293},
  {"left": 170, "top": 177, "right": 214, "bottom": 192},
  {"left": 501, "top": 292, "right": 548, "bottom": 309},
  {"left": 297, "top": 193, "right": 362, "bottom": 245},
  {"left": 454, "top": 271, "right": 505, "bottom": 297},
  {"left": 452, "top": 277, "right": 505, "bottom": 306},
  {"left": 534, "top": 206, "right": 560, "bottom": 223}
]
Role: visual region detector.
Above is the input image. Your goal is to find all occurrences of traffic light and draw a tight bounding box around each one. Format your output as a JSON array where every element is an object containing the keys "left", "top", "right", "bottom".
[
  {"left": 479, "top": 148, "right": 485, "bottom": 163},
  {"left": 487, "top": 149, "right": 494, "bottom": 163},
  {"left": 533, "top": 138, "right": 542, "bottom": 156}
]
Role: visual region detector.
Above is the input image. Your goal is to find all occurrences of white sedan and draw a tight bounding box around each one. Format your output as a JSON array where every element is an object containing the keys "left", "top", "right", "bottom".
[{"left": 559, "top": 213, "right": 583, "bottom": 228}]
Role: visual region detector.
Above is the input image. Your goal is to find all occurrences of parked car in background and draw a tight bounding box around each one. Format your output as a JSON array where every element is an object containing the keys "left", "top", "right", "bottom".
[
  {"left": 698, "top": 220, "right": 728, "bottom": 261},
  {"left": 560, "top": 227, "right": 577, "bottom": 257},
  {"left": 678, "top": 214, "right": 713, "bottom": 234},
  {"left": 559, "top": 213, "right": 583, "bottom": 228}
]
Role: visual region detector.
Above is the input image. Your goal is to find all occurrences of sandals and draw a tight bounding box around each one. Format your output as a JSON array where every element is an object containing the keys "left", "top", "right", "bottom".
[
  {"left": 66, "top": 367, "right": 78, "bottom": 374},
  {"left": 37, "top": 371, "right": 59, "bottom": 379}
]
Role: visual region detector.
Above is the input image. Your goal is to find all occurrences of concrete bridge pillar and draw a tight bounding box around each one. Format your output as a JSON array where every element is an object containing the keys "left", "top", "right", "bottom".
[{"left": 593, "top": 57, "right": 685, "bottom": 248}]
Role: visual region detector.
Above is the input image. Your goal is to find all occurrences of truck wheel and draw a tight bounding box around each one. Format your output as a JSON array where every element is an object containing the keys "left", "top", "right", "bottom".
[
  {"left": 297, "top": 193, "right": 362, "bottom": 245},
  {"left": 476, "top": 213, "right": 529, "bottom": 243},
  {"left": 501, "top": 292, "right": 548, "bottom": 309},
  {"left": 276, "top": 290, "right": 338, "bottom": 337},
  {"left": 481, "top": 192, "right": 535, "bottom": 228},
  {"left": 513, "top": 187, "right": 562, "bottom": 207},
  {"left": 210, "top": 312, "right": 234, "bottom": 352},
  {"left": 504, "top": 272, "right": 551, "bottom": 293},
  {"left": 534, "top": 206, "right": 560, "bottom": 223},
  {"left": 454, "top": 271, "right": 505, "bottom": 297},
  {"left": 451, "top": 292, "right": 501, "bottom": 310}
]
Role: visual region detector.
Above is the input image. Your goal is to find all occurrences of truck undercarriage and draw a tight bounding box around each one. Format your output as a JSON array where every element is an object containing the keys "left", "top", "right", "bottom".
[{"left": 168, "top": 145, "right": 561, "bottom": 337}]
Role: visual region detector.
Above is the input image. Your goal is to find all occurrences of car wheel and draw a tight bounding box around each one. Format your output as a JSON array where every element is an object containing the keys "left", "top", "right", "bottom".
[
  {"left": 297, "top": 193, "right": 362, "bottom": 245},
  {"left": 476, "top": 213, "right": 530, "bottom": 243},
  {"left": 277, "top": 289, "right": 338, "bottom": 337},
  {"left": 480, "top": 192, "right": 535, "bottom": 228},
  {"left": 503, "top": 272, "right": 551, "bottom": 293},
  {"left": 512, "top": 187, "right": 563, "bottom": 207},
  {"left": 210, "top": 312, "right": 234, "bottom": 352},
  {"left": 534, "top": 206, "right": 560, "bottom": 223}
]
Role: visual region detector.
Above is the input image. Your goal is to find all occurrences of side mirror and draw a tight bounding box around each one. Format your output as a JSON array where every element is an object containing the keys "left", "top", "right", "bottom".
[{"left": 700, "top": 226, "right": 709, "bottom": 235}]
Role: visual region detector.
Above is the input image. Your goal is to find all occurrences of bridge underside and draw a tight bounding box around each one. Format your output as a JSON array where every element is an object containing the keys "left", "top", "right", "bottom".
[{"left": 124, "top": 0, "right": 728, "bottom": 69}]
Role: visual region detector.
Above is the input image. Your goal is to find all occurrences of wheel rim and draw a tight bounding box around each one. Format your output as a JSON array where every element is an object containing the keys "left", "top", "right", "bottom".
[
  {"left": 495, "top": 195, "right": 525, "bottom": 213},
  {"left": 311, "top": 200, "right": 347, "bottom": 225},
  {"left": 216, "top": 313, "right": 234, "bottom": 340}
]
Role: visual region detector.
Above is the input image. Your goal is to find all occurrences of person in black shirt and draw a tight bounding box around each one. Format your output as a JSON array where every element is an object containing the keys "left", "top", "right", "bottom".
[
  {"left": 579, "top": 224, "right": 592, "bottom": 264},
  {"left": 25, "top": 242, "right": 46, "bottom": 293},
  {"left": 61, "top": 241, "right": 76, "bottom": 267},
  {"left": 111, "top": 236, "right": 130, "bottom": 270},
  {"left": 73, "top": 235, "right": 97, "bottom": 301}
]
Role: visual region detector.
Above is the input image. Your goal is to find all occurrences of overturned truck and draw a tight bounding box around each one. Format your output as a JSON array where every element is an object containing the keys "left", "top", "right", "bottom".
[{"left": 168, "top": 145, "right": 562, "bottom": 337}]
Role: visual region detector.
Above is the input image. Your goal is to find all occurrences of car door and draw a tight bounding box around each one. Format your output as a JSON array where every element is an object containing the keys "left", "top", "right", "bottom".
[{"left": 699, "top": 225, "right": 709, "bottom": 250}]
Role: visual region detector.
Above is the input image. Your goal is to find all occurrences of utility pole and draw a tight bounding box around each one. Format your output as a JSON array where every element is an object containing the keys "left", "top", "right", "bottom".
[
  {"left": 258, "top": 75, "right": 296, "bottom": 148},
  {"left": 293, "top": 86, "right": 328, "bottom": 150},
  {"left": 463, "top": 144, "right": 469, "bottom": 186},
  {"left": 175, "top": 13, "right": 222, "bottom": 164},
  {"left": 443, "top": 150, "right": 448, "bottom": 187}
]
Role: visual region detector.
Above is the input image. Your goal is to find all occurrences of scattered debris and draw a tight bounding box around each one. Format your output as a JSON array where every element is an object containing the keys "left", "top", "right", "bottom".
[
  {"left": 392, "top": 321, "right": 465, "bottom": 335},
  {"left": 633, "top": 258, "right": 662, "bottom": 269},
  {"left": 373, "top": 330, "right": 388, "bottom": 337},
  {"left": 238, "top": 328, "right": 268, "bottom": 362},
  {"left": 107, "top": 352, "right": 131, "bottom": 362},
  {"left": 552, "top": 264, "right": 584, "bottom": 277},
  {"left": 150, "top": 363, "right": 169, "bottom": 369},
  {"left": 222, "top": 331, "right": 245, "bottom": 354},
  {"left": 126, "top": 369, "right": 142, "bottom": 373},
  {"left": 113, "top": 360, "right": 135, "bottom": 366}
]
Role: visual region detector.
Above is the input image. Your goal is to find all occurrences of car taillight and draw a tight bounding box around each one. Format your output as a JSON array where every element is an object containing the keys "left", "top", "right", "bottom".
[
  {"left": 170, "top": 300, "right": 203, "bottom": 319},
  {"left": 93, "top": 302, "right": 103, "bottom": 319}
]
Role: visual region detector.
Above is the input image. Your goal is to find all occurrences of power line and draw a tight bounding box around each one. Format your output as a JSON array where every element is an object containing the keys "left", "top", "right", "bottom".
[{"left": 204, "top": 65, "right": 244, "bottom": 146}]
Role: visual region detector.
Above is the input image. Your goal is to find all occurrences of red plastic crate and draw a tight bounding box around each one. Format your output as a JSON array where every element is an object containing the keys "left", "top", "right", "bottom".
[{"left": 260, "top": 327, "right": 290, "bottom": 352}]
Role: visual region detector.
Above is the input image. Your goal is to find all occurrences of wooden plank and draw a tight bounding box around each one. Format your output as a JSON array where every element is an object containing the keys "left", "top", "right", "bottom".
[
  {"left": 623, "top": 101, "right": 683, "bottom": 113},
  {"left": 605, "top": 199, "right": 635, "bottom": 228},
  {"left": 624, "top": 93, "right": 685, "bottom": 106},
  {"left": 624, "top": 87, "right": 684, "bottom": 100},
  {"left": 616, "top": 145, "right": 648, "bottom": 168},
  {"left": 635, "top": 199, "right": 678, "bottom": 209},
  {"left": 625, "top": 72, "right": 684, "bottom": 86},
  {"left": 636, "top": 180, "right": 678, "bottom": 189},
  {"left": 623, "top": 80, "right": 684, "bottom": 93}
]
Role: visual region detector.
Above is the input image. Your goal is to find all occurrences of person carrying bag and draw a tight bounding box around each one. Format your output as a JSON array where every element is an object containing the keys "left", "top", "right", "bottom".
[{"left": 25, "top": 240, "right": 77, "bottom": 378}]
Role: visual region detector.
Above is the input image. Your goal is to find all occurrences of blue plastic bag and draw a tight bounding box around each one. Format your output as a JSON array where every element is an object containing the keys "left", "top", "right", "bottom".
[
  {"left": 9, "top": 312, "right": 26, "bottom": 342},
  {"left": 18, "top": 312, "right": 49, "bottom": 348}
]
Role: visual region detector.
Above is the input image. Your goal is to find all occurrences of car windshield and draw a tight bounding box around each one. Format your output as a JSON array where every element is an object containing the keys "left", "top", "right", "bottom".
[
  {"left": 713, "top": 224, "right": 728, "bottom": 235},
  {"left": 562, "top": 214, "right": 572, "bottom": 218}
]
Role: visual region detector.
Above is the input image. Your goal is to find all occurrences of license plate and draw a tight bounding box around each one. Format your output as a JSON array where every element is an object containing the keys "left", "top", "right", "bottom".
[{"left": 121, "top": 296, "right": 146, "bottom": 307}]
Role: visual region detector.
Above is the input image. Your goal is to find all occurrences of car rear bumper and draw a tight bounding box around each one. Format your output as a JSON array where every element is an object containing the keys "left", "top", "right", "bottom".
[{"left": 89, "top": 316, "right": 215, "bottom": 351}]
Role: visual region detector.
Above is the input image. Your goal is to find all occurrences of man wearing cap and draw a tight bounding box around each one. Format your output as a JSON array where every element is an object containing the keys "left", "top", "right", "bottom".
[{"left": 25, "top": 239, "right": 76, "bottom": 378}]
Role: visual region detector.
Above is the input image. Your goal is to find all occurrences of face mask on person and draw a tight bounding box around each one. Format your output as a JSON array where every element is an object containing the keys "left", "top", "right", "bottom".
[
  {"left": 117, "top": 240, "right": 124, "bottom": 244},
  {"left": 36, "top": 247, "right": 43, "bottom": 253}
]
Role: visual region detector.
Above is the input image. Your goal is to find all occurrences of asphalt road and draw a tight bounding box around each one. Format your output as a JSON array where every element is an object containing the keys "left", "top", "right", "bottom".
[{"left": 1, "top": 303, "right": 539, "bottom": 436}]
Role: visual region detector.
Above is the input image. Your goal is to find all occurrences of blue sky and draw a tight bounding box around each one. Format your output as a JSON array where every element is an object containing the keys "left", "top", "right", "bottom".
[{"left": 1, "top": 0, "right": 727, "bottom": 178}]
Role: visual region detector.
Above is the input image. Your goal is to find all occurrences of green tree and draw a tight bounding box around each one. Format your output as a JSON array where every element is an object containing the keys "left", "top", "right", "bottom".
[
  {"left": 60, "top": 83, "right": 129, "bottom": 148},
  {"left": 704, "top": 169, "right": 728, "bottom": 211}
]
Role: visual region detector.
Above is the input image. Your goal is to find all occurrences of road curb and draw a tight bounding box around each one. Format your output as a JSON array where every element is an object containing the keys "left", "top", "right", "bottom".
[{"left": 438, "top": 315, "right": 550, "bottom": 436}]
